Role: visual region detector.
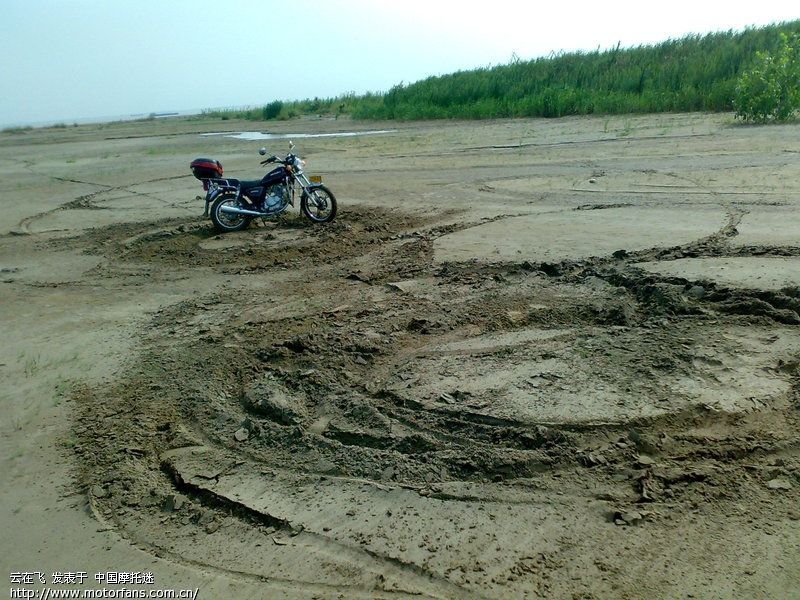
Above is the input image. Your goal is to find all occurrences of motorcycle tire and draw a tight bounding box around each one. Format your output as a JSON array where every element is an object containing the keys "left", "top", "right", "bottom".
[
  {"left": 210, "top": 194, "right": 252, "bottom": 233},
  {"left": 301, "top": 185, "right": 337, "bottom": 224}
]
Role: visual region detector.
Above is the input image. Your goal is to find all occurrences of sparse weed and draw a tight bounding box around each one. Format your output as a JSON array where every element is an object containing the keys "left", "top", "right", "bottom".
[
  {"left": 23, "top": 353, "right": 41, "bottom": 377},
  {"left": 617, "top": 120, "right": 633, "bottom": 138}
]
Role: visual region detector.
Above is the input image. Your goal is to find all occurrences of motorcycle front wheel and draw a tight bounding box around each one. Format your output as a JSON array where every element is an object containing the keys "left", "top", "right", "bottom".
[
  {"left": 210, "top": 195, "right": 251, "bottom": 233},
  {"left": 301, "top": 185, "right": 337, "bottom": 223}
]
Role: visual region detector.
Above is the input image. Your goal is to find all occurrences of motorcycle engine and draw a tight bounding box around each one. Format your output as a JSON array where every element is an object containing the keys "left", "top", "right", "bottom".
[{"left": 263, "top": 184, "right": 287, "bottom": 211}]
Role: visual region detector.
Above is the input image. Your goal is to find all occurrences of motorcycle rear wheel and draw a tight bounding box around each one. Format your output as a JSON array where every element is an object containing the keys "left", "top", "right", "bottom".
[
  {"left": 210, "top": 195, "right": 251, "bottom": 233},
  {"left": 301, "top": 185, "right": 337, "bottom": 223}
]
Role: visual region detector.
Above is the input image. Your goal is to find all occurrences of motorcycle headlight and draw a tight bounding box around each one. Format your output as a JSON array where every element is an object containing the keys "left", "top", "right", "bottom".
[{"left": 294, "top": 157, "right": 305, "bottom": 171}]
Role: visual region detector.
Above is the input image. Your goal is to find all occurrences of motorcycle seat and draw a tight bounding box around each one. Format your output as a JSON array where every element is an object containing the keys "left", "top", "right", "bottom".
[{"left": 238, "top": 179, "right": 263, "bottom": 191}]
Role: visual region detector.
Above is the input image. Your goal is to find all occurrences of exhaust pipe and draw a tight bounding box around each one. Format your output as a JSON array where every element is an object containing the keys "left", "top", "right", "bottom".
[{"left": 219, "top": 205, "right": 267, "bottom": 217}]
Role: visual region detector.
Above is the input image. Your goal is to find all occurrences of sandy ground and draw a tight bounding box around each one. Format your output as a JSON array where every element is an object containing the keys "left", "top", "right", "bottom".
[{"left": 1, "top": 112, "right": 799, "bottom": 599}]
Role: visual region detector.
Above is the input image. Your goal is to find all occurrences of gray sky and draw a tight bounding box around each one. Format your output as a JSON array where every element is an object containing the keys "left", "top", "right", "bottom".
[{"left": 1, "top": 0, "right": 797, "bottom": 126}]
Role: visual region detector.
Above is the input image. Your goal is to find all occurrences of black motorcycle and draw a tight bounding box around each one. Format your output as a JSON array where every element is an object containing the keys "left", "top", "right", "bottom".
[{"left": 190, "top": 142, "right": 337, "bottom": 233}]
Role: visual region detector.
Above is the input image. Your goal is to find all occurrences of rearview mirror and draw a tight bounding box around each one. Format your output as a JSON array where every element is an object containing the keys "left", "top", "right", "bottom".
[
  {"left": 259, "top": 147, "right": 267, "bottom": 155},
  {"left": 289, "top": 141, "right": 295, "bottom": 151}
]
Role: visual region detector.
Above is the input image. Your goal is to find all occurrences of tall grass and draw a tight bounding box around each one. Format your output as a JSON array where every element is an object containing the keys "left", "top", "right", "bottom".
[{"left": 206, "top": 20, "right": 800, "bottom": 122}]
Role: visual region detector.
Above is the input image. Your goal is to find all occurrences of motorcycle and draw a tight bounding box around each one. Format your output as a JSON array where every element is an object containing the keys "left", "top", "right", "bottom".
[{"left": 190, "top": 141, "right": 337, "bottom": 233}]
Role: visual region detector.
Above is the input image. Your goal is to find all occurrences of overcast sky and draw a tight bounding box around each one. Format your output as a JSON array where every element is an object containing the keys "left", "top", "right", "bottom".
[{"left": 1, "top": 0, "right": 797, "bottom": 126}]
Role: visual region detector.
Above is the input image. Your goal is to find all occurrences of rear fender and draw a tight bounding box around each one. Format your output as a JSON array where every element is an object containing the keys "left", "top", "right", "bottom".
[{"left": 204, "top": 185, "right": 239, "bottom": 217}]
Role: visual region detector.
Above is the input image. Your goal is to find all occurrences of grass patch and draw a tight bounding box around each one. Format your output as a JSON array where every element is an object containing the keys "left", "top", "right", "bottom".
[{"left": 2, "top": 126, "right": 33, "bottom": 134}]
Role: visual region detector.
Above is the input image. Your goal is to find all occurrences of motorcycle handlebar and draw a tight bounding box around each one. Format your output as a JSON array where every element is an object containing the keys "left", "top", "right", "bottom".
[{"left": 259, "top": 153, "right": 297, "bottom": 166}]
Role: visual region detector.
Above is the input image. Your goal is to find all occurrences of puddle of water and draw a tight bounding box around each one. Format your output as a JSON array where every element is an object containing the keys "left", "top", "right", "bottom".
[{"left": 201, "top": 130, "right": 396, "bottom": 141}]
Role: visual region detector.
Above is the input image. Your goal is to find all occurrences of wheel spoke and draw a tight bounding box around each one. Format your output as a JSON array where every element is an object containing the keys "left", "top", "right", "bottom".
[{"left": 308, "top": 192, "right": 329, "bottom": 218}]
